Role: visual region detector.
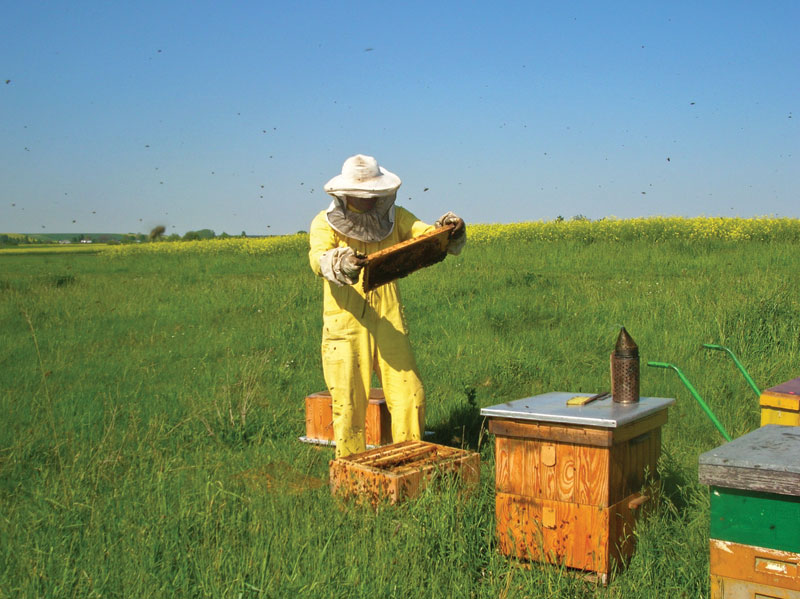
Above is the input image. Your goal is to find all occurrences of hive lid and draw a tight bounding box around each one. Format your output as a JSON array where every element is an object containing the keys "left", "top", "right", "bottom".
[
  {"left": 480, "top": 392, "right": 674, "bottom": 428},
  {"left": 698, "top": 425, "right": 800, "bottom": 496},
  {"left": 760, "top": 376, "right": 800, "bottom": 410}
]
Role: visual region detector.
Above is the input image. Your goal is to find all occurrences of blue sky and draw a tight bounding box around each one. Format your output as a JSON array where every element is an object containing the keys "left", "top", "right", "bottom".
[{"left": 1, "top": 1, "right": 797, "bottom": 236}]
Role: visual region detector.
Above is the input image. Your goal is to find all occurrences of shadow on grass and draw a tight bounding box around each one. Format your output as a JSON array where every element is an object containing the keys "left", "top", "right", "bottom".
[
  {"left": 429, "top": 386, "right": 486, "bottom": 451},
  {"left": 657, "top": 448, "right": 699, "bottom": 513}
]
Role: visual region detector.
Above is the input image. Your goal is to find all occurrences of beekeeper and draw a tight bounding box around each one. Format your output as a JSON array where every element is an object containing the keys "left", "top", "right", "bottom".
[{"left": 309, "top": 154, "right": 466, "bottom": 458}]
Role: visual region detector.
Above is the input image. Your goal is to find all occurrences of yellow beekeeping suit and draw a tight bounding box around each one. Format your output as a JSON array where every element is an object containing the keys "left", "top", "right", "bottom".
[{"left": 309, "top": 206, "right": 434, "bottom": 457}]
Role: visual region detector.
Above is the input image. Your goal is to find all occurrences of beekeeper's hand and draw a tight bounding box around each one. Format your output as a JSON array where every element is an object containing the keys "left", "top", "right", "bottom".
[
  {"left": 436, "top": 211, "right": 465, "bottom": 239},
  {"left": 436, "top": 211, "right": 467, "bottom": 255},
  {"left": 318, "top": 247, "right": 367, "bottom": 286},
  {"left": 341, "top": 249, "right": 368, "bottom": 279}
]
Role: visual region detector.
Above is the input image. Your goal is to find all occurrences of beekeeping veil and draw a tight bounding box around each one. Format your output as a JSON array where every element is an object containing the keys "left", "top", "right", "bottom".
[{"left": 323, "top": 154, "right": 401, "bottom": 243}]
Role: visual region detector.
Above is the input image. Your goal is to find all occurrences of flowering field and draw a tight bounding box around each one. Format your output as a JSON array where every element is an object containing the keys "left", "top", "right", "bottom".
[
  {"left": 96, "top": 217, "right": 800, "bottom": 258},
  {"left": 467, "top": 216, "right": 800, "bottom": 243}
]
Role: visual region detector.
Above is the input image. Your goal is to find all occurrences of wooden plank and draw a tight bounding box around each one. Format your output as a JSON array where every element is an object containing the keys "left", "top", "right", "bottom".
[
  {"left": 541, "top": 443, "right": 557, "bottom": 500},
  {"left": 761, "top": 408, "right": 800, "bottom": 427},
  {"left": 365, "top": 395, "right": 392, "bottom": 446},
  {"left": 608, "top": 492, "right": 648, "bottom": 566},
  {"left": 710, "top": 539, "right": 800, "bottom": 590},
  {"left": 508, "top": 436, "right": 527, "bottom": 496},
  {"left": 369, "top": 445, "right": 436, "bottom": 467},
  {"left": 760, "top": 393, "right": 800, "bottom": 411},
  {"left": 700, "top": 464, "right": 800, "bottom": 497},
  {"left": 488, "top": 418, "right": 612, "bottom": 447},
  {"left": 556, "top": 442, "right": 576, "bottom": 503},
  {"left": 575, "top": 444, "right": 610, "bottom": 507},
  {"left": 495, "top": 436, "right": 511, "bottom": 492},
  {"left": 709, "top": 487, "right": 800, "bottom": 553},
  {"left": 763, "top": 377, "right": 800, "bottom": 402},
  {"left": 522, "top": 438, "right": 542, "bottom": 498},
  {"left": 347, "top": 440, "right": 418, "bottom": 464},
  {"left": 699, "top": 426, "right": 800, "bottom": 496},
  {"left": 305, "top": 392, "right": 333, "bottom": 441},
  {"left": 711, "top": 574, "right": 800, "bottom": 599}
]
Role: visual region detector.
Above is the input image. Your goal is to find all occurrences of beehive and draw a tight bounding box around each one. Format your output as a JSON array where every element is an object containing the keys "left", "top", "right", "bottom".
[
  {"left": 699, "top": 425, "right": 800, "bottom": 597},
  {"left": 760, "top": 377, "right": 800, "bottom": 427},
  {"left": 329, "top": 440, "right": 480, "bottom": 505},
  {"left": 303, "top": 388, "right": 392, "bottom": 447},
  {"left": 482, "top": 392, "right": 674, "bottom": 582}
]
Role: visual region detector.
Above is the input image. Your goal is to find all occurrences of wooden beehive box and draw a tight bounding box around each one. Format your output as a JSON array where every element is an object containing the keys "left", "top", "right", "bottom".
[
  {"left": 303, "top": 388, "right": 392, "bottom": 447},
  {"left": 482, "top": 392, "right": 674, "bottom": 582},
  {"left": 699, "top": 425, "right": 800, "bottom": 597},
  {"left": 760, "top": 377, "right": 800, "bottom": 427},
  {"left": 329, "top": 440, "right": 480, "bottom": 505}
]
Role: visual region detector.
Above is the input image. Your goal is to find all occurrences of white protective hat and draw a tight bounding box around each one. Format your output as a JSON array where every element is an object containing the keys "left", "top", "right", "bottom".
[{"left": 324, "top": 154, "right": 402, "bottom": 197}]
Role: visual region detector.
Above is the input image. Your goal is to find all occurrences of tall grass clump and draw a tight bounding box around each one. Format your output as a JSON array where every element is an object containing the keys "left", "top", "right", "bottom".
[{"left": 2, "top": 218, "right": 800, "bottom": 597}]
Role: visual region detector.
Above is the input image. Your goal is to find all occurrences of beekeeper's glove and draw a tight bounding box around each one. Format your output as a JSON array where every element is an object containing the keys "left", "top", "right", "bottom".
[
  {"left": 341, "top": 249, "right": 367, "bottom": 279},
  {"left": 435, "top": 211, "right": 467, "bottom": 255},
  {"left": 318, "top": 246, "right": 367, "bottom": 286}
]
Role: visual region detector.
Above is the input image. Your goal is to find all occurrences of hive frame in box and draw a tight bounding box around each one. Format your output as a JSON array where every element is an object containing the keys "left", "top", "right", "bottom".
[
  {"left": 361, "top": 224, "right": 453, "bottom": 292},
  {"left": 329, "top": 440, "right": 480, "bottom": 505}
]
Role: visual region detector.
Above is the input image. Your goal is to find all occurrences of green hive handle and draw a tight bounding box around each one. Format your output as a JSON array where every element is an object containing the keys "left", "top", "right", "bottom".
[
  {"left": 702, "top": 344, "right": 761, "bottom": 398},
  {"left": 647, "top": 361, "right": 732, "bottom": 442}
]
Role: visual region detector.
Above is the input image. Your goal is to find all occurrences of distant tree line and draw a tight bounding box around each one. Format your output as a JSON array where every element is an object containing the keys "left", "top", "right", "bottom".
[
  {"left": 0, "top": 234, "right": 42, "bottom": 246},
  {"left": 149, "top": 228, "right": 242, "bottom": 242},
  {"left": 1, "top": 229, "right": 248, "bottom": 246}
]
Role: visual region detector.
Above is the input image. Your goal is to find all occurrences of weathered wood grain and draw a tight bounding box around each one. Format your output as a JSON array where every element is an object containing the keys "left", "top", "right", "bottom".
[
  {"left": 575, "top": 444, "right": 609, "bottom": 506},
  {"left": 711, "top": 574, "right": 800, "bottom": 598},
  {"left": 710, "top": 539, "right": 800, "bottom": 591},
  {"left": 699, "top": 425, "right": 800, "bottom": 496},
  {"left": 495, "top": 491, "right": 648, "bottom": 576},
  {"left": 488, "top": 418, "right": 613, "bottom": 446}
]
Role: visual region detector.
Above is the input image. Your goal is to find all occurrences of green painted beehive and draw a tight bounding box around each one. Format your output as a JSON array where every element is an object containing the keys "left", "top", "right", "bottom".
[
  {"left": 699, "top": 425, "right": 800, "bottom": 552},
  {"left": 699, "top": 425, "right": 800, "bottom": 597}
]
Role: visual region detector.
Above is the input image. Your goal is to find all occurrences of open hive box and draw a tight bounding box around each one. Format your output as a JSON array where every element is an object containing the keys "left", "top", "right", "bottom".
[{"left": 329, "top": 440, "right": 480, "bottom": 505}]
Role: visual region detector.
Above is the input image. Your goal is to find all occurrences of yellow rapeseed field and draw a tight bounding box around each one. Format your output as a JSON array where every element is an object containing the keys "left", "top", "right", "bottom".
[
  {"left": 42, "top": 217, "right": 797, "bottom": 257},
  {"left": 468, "top": 216, "right": 800, "bottom": 243},
  {"left": 0, "top": 243, "right": 111, "bottom": 255}
]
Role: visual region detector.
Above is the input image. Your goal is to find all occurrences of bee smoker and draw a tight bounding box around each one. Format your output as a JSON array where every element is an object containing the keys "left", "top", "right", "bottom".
[{"left": 611, "top": 327, "right": 640, "bottom": 404}]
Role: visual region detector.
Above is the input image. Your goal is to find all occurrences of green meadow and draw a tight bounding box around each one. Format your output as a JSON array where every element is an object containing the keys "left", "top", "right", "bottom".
[{"left": 2, "top": 228, "right": 799, "bottom": 598}]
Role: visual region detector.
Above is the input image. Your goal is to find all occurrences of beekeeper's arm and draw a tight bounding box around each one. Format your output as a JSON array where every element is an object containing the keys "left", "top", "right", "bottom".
[{"left": 308, "top": 212, "right": 366, "bottom": 286}]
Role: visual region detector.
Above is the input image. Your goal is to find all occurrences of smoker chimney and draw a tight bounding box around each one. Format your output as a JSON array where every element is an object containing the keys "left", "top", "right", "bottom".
[{"left": 611, "top": 327, "right": 640, "bottom": 403}]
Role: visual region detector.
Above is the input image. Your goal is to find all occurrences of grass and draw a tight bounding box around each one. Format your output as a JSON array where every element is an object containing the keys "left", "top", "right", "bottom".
[{"left": 2, "top": 228, "right": 800, "bottom": 597}]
